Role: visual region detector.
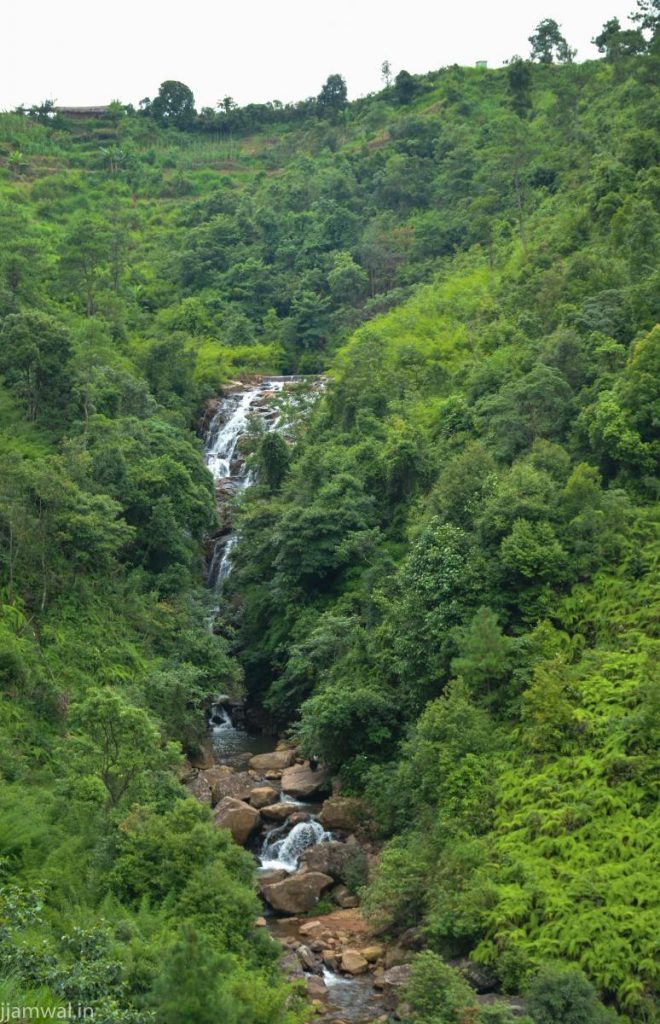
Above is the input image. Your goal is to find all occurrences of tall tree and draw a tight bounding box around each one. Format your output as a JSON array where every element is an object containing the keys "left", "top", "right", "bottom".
[
  {"left": 151, "top": 80, "right": 196, "bottom": 128},
  {"left": 529, "top": 18, "right": 576, "bottom": 63}
]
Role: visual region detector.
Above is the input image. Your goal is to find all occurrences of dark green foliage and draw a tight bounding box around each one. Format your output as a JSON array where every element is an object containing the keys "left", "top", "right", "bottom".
[
  {"left": 0, "top": 30, "right": 658, "bottom": 1024},
  {"left": 526, "top": 966, "right": 620, "bottom": 1024}
]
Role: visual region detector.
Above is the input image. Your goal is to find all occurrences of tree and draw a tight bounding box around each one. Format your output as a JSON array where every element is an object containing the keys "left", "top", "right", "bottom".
[
  {"left": 151, "top": 80, "right": 196, "bottom": 128},
  {"left": 0, "top": 311, "right": 72, "bottom": 422},
  {"left": 381, "top": 60, "right": 393, "bottom": 87},
  {"left": 317, "top": 74, "right": 348, "bottom": 118},
  {"left": 507, "top": 58, "right": 533, "bottom": 117},
  {"left": 526, "top": 965, "right": 619, "bottom": 1024},
  {"left": 256, "top": 432, "right": 290, "bottom": 492},
  {"left": 592, "top": 18, "right": 646, "bottom": 60},
  {"left": 152, "top": 928, "right": 242, "bottom": 1024},
  {"left": 67, "top": 688, "right": 180, "bottom": 807},
  {"left": 394, "top": 69, "right": 419, "bottom": 104},
  {"left": 529, "top": 19, "right": 576, "bottom": 63}
]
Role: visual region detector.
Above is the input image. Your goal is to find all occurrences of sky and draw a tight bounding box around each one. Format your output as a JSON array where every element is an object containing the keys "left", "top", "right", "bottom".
[{"left": 2, "top": 0, "right": 639, "bottom": 111}]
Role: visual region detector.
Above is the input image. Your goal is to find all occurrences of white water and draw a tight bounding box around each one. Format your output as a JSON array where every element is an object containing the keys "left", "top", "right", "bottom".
[
  {"left": 259, "top": 819, "right": 331, "bottom": 872},
  {"left": 203, "top": 379, "right": 285, "bottom": 593}
]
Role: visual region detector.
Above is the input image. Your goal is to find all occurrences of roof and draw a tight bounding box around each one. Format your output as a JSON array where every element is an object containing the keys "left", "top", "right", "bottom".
[{"left": 54, "top": 106, "right": 113, "bottom": 116}]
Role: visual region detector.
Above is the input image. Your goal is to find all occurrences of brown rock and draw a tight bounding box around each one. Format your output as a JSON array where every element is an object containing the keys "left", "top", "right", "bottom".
[
  {"left": 319, "top": 797, "right": 364, "bottom": 832},
  {"left": 306, "top": 976, "right": 327, "bottom": 1001},
  {"left": 262, "top": 872, "right": 334, "bottom": 914},
  {"left": 281, "top": 762, "right": 332, "bottom": 799},
  {"left": 261, "top": 802, "right": 299, "bottom": 822},
  {"left": 382, "top": 964, "right": 412, "bottom": 989},
  {"left": 258, "top": 869, "right": 289, "bottom": 897},
  {"left": 184, "top": 774, "right": 212, "bottom": 804},
  {"left": 299, "top": 920, "right": 323, "bottom": 937},
  {"left": 288, "top": 811, "right": 311, "bottom": 826},
  {"left": 341, "top": 950, "right": 369, "bottom": 975},
  {"left": 249, "top": 750, "right": 296, "bottom": 772},
  {"left": 255, "top": 917, "right": 267, "bottom": 927},
  {"left": 301, "top": 841, "right": 367, "bottom": 886},
  {"left": 211, "top": 772, "right": 254, "bottom": 805},
  {"left": 361, "top": 944, "right": 385, "bottom": 963},
  {"left": 250, "top": 785, "right": 279, "bottom": 808},
  {"left": 213, "top": 797, "right": 260, "bottom": 845}
]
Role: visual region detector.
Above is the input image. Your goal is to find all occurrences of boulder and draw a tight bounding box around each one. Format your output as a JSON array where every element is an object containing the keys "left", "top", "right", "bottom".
[
  {"left": 453, "top": 958, "right": 498, "bottom": 994},
  {"left": 249, "top": 750, "right": 296, "bottom": 772},
  {"left": 341, "top": 950, "right": 369, "bottom": 975},
  {"left": 211, "top": 772, "right": 254, "bottom": 805},
  {"left": 250, "top": 785, "right": 279, "bottom": 808},
  {"left": 262, "top": 872, "right": 334, "bottom": 914},
  {"left": 382, "top": 964, "right": 412, "bottom": 990},
  {"left": 288, "top": 811, "right": 311, "bottom": 826},
  {"left": 319, "top": 796, "right": 364, "bottom": 832},
  {"left": 262, "top": 802, "right": 299, "bottom": 822},
  {"left": 361, "top": 944, "right": 385, "bottom": 963},
  {"left": 299, "top": 920, "right": 323, "bottom": 938},
  {"left": 280, "top": 952, "right": 305, "bottom": 981},
  {"left": 476, "top": 995, "right": 528, "bottom": 1018},
  {"left": 184, "top": 774, "right": 212, "bottom": 805},
  {"left": 384, "top": 945, "right": 414, "bottom": 969},
  {"left": 213, "top": 797, "right": 260, "bottom": 845},
  {"left": 281, "top": 762, "right": 332, "bottom": 798},
  {"left": 306, "top": 976, "right": 327, "bottom": 1000},
  {"left": 258, "top": 869, "right": 289, "bottom": 897},
  {"left": 300, "top": 841, "right": 367, "bottom": 886},
  {"left": 255, "top": 917, "right": 267, "bottom": 927},
  {"left": 297, "top": 944, "right": 321, "bottom": 973}
]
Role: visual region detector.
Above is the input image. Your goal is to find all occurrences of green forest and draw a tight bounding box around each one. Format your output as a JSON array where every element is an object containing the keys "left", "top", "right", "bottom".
[{"left": 0, "top": 4, "right": 658, "bottom": 1023}]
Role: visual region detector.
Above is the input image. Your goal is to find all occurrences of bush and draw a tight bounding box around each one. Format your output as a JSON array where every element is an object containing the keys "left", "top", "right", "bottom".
[{"left": 526, "top": 966, "right": 619, "bottom": 1024}]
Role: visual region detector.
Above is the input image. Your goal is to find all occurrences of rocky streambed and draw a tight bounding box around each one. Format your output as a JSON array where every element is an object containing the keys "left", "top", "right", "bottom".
[{"left": 182, "top": 705, "right": 410, "bottom": 1022}]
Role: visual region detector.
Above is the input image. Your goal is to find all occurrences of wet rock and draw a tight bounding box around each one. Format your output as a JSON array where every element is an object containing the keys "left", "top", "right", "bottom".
[
  {"left": 250, "top": 785, "right": 279, "bottom": 808},
  {"left": 300, "top": 841, "right": 367, "bottom": 886},
  {"left": 306, "top": 976, "right": 327, "bottom": 1000},
  {"left": 249, "top": 749, "right": 296, "bottom": 772},
  {"left": 288, "top": 811, "right": 311, "bottom": 826},
  {"left": 262, "top": 871, "right": 334, "bottom": 914},
  {"left": 213, "top": 796, "right": 260, "bottom": 845},
  {"left": 321, "top": 949, "right": 339, "bottom": 971},
  {"left": 281, "top": 761, "right": 332, "bottom": 798},
  {"left": 297, "top": 944, "right": 322, "bottom": 974},
  {"left": 319, "top": 797, "right": 364, "bottom": 832},
  {"left": 262, "top": 802, "right": 299, "bottom": 822},
  {"left": 341, "top": 950, "right": 369, "bottom": 975}
]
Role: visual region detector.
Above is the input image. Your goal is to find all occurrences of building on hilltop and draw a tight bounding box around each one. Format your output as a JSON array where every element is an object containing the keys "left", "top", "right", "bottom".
[{"left": 54, "top": 106, "right": 113, "bottom": 119}]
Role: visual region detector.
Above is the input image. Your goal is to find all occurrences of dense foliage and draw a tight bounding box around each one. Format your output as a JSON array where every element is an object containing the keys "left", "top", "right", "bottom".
[{"left": 1, "top": 7, "right": 658, "bottom": 1022}]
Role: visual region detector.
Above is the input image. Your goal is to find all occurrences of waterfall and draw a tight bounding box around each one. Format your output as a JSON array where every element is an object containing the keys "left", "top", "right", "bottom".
[
  {"left": 259, "top": 819, "right": 330, "bottom": 872},
  {"left": 203, "top": 380, "right": 286, "bottom": 589}
]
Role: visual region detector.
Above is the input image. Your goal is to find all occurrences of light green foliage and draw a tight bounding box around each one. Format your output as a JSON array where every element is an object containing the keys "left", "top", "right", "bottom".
[{"left": 0, "top": 31, "right": 658, "bottom": 1024}]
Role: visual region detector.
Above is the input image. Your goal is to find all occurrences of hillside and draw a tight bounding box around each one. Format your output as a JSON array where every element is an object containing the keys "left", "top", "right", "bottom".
[{"left": 0, "top": 10, "right": 659, "bottom": 1024}]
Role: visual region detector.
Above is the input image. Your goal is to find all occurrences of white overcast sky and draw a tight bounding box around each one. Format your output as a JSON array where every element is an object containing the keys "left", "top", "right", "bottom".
[{"left": 2, "top": 0, "right": 639, "bottom": 111}]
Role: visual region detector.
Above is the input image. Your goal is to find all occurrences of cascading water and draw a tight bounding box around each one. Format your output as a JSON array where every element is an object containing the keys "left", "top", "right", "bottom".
[
  {"left": 203, "top": 379, "right": 286, "bottom": 589},
  {"left": 259, "top": 819, "right": 330, "bottom": 872}
]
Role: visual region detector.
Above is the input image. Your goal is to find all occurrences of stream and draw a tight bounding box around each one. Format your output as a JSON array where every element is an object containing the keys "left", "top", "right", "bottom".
[{"left": 201, "top": 379, "right": 383, "bottom": 1023}]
